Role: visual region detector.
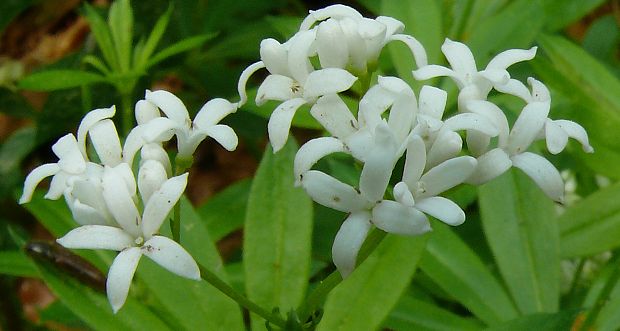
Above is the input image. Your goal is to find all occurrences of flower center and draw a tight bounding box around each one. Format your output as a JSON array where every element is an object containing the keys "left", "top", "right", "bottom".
[{"left": 134, "top": 236, "right": 144, "bottom": 246}]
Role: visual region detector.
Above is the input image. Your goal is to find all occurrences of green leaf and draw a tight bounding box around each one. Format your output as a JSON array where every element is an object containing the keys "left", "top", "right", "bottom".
[
  {"left": 0, "top": 251, "right": 38, "bottom": 277},
  {"left": 147, "top": 34, "right": 215, "bottom": 68},
  {"left": 136, "top": 198, "right": 244, "bottom": 331},
  {"left": 542, "top": 0, "right": 607, "bottom": 32},
  {"left": 33, "top": 258, "right": 170, "bottom": 331},
  {"left": 0, "top": 87, "right": 35, "bottom": 118},
  {"left": 468, "top": 0, "right": 544, "bottom": 64},
  {"left": 559, "top": 182, "right": 620, "bottom": 257},
  {"left": 83, "top": 3, "right": 119, "bottom": 71},
  {"left": 478, "top": 169, "right": 560, "bottom": 314},
  {"left": 483, "top": 310, "right": 581, "bottom": 331},
  {"left": 382, "top": 0, "right": 443, "bottom": 86},
  {"left": 383, "top": 294, "right": 484, "bottom": 331},
  {"left": 197, "top": 178, "right": 251, "bottom": 242},
  {"left": 135, "top": 3, "right": 173, "bottom": 69},
  {"left": 316, "top": 234, "right": 428, "bottom": 331},
  {"left": 420, "top": 223, "right": 518, "bottom": 325},
  {"left": 19, "top": 70, "right": 106, "bottom": 91},
  {"left": 107, "top": 0, "right": 133, "bottom": 71},
  {"left": 0, "top": 127, "right": 36, "bottom": 173},
  {"left": 244, "top": 139, "right": 313, "bottom": 330},
  {"left": 450, "top": 0, "right": 509, "bottom": 39},
  {"left": 533, "top": 34, "right": 620, "bottom": 178}
]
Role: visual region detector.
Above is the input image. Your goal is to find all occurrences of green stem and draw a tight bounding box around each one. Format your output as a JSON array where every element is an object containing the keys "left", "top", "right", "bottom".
[
  {"left": 579, "top": 255, "right": 620, "bottom": 331},
  {"left": 297, "top": 228, "right": 387, "bottom": 323},
  {"left": 198, "top": 264, "right": 286, "bottom": 329},
  {"left": 120, "top": 91, "right": 133, "bottom": 136},
  {"left": 171, "top": 201, "right": 181, "bottom": 243}
]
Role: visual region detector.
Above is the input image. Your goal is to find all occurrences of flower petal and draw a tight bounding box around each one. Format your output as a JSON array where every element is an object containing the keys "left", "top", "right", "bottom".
[
  {"left": 202, "top": 124, "right": 239, "bottom": 151},
  {"left": 418, "top": 85, "right": 447, "bottom": 119},
  {"left": 287, "top": 30, "right": 316, "bottom": 83},
  {"left": 135, "top": 99, "right": 160, "bottom": 125},
  {"left": 102, "top": 166, "right": 140, "bottom": 237},
  {"left": 45, "top": 171, "right": 71, "bottom": 200},
  {"left": 359, "top": 123, "right": 397, "bottom": 202},
  {"left": 53, "top": 134, "right": 86, "bottom": 174},
  {"left": 486, "top": 47, "right": 537, "bottom": 71},
  {"left": 494, "top": 79, "right": 532, "bottom": 102},
  {"left": 344, "top": 128, "right": 374, "bottom": 161},
  {"left": 142, "top": 235, "right": 200, "bottom": 280},
  {"left": 267, "top": 98, "right": 306, "bottom": 152},
  {"left": 141, "top": 173, "right": 188, "bottom": 238},
  {"left": 260, "top": 39, "right": 289, "bottom": 76},
  {"left": 403, "top": 135, "right": 426, "bottom": 189},
  {"left": 294, "top": 137, "right": 347, "bottom": 184},
  {"left": 415, "top": 197, "right": 465, "bottom": 226},
  {"left": 393, "top": 182, "right": 415, "bottom": 207},
  {"left": 89, "top": 119, "right": 122, "bottom": 166},
  {"left": 237, "top": 61, "right": 266, "bottom": 106},
  {"left": 331, "top": 211, "right": 371, "bottom": 278},
  {"left": 140, "top": 144, "right": 172, "bottom": 175},
  {"left": 310, "top": 94, "right": 357, "bottom": 139},
  {"left": 545, "top": 119, "right": 569, "bottom": 154},
  {"left": 463, "top": 100, "right": 510, "bottom": 146},
  {"left": 122, "top": 126, "right": 147, "bottom": 166},
  {"left": 426, "top": 130, "right": 462, "bottom": 168},
  {"left": 389, "top": 34, "right": 428, "bottom": 67},
  {"left": 66, "top": 199, "right": 110, "bottom": 226},
  {"left": 444, "top": 113, "right": 499, "bottom": 137},
  {"left": 107, "top": 247, "right": 142, "bottom": 313},
  {"left": 300, "top": 170, "right": 367, "bottom": 213},
  {"left": 138, "top": 160, "right": 168, "bottom": 204},
  {"left": 507, "top": 102, "right": 550, "bottom": 154},
  {"left": 145, "top": 90, "right": 190, "bottom": 125},
  {"left": 57, "top": 225, "right": 134, "bottom": 250},
  {"left": 141, "top": 117, "right": 178, "bottom": 143},
  {"left": 555, "top": 119, "right": 593, "bottom": 153},
  {"left": 466, "top": 148, "right": 512, "bottom": 185},
  {"left": 412, "top": 65, "right": 455, "bottom": 81},
  {"left": 77, "top": 106, "right": 115, "bottom": 157},
  {"left": 419, "top": 156, "right": 477, "bottom": 198},
  {"left": 20, "top": 163, "right": 59, "bottom": 204},
  {"left": 303, "top": 68, "right": 357, "bottom": 99},
  {"left": 300, "top": 4, "right": 362, "bottom": 30},
  {"left": 511, "top": 152, "right": 564, "bottom": 202},
  {"left": 441, "top": 39, "right": 477, "bottom": 79},
  {"left": 372, "top": 200, "right": 431, "bottom": 235},
  {"left": 256, "top": 74, "right": 298, "bottom": 105},
  {"left": 194, "top": 98, "right": 237, "bottom": 128},
  {"left": 316, "top": 18, "right": 349, "bottom": 69}
]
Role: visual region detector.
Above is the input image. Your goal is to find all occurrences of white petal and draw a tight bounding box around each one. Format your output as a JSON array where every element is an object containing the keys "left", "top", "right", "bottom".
[
  {"left": 135, "top": 100, "right": 160, "bottom": 125},
  {"left": 310, "top": 94, "right": 357, "bottom": 139},
  {"left": 415, "top": 197, "right": 465, "bottom": 226},
  {"left": 89, "top": 120, "right": 122, "bottom": 166},
  {"left": 466, "top": 130, "right": 491, "bottom": 156},
  {"left": 77, "top": 106, "right": 116, "bottom": 157},
  {"left": 138, "top": 160, "right": 168, "bottom": 203},
  {"left": 194, "top": 98, "right": 237, "bottom": 128},
  {"left": 466, "top": 148, "right": 512, "bottom": 185},
  {"left": 555, "top": 119, "right": 593, "bottom": 153},
  {"left": 331, "top": 211, "right": 371, "bottom": 278},
  {"left": 441, "top": 39, "right": 477, "bottom": 79},
  {"left": 102, "top": 167, "right": 140, "bottom": 237},
  {"left": 412, "top": 65, "right": 455, "bottom": 81},
  {"left": 486, "top": 47, "right": 537, "bottom": 71},
  {"left": 303, "top": 68, "right": 357, "bottom": 99},
  {"left": 202, "top": 124, "right": 238, "bottom": 151},
  {"left": 140, "top": 144, "right": 172, "bottom": 175},
  {"left": 45, "top": 171, "right": 71, "bottom": 200},
  {"left": 300, "top": 170, "right": 367, "bottom": 213},
  {"left": 464, "top": 100, "right": 510, "bottom": 146},
  {"left": 359, "top": 123, "right": 397, "bottom": 202},
  {"left": 142, "top": 236, "right": 200, "bottom": 280},
  {"left": 419, "top": 156, "right": 477, "bottom": 198},
  {"left": 267, "top": 98, "right": 306, "bottom": 152},
  {"left": 479, "top": 69, "right": 509, "bottom": 85},
  {"left": 336, "top": 17, "right": 367, "bottom": 72},
  {"left": 141, "top": 117, "right": 177, "bottom": 143},
  {"left": 57, "top": 225, "right": 134, "bottom": 250},
  {"left": 508, "top": 102, "right": 550, "bottom": 154},
  {"left": 20, "top": 163, "right": 59, "bottom": 203},
  {"left": 393, "top": 182, "right": 415, "bottom": 207},
  {"left": 256, "top": 74, "right": 298, "bottom": 105},
  {"left": 372, "top": 200, "right": 431, "bottom": 235},
  {"left": 316, "top": 19, "right": 349, "bottom": 68},
  {"left": 376, "top": 16, "right": 405, "bottom": 36},
  {"left": 494, "top": 79, "right": 532, "bottom": 102},
  {"left": 343, "top": 128, "right": 373, "bottom": 161},
  {"left": 387, "top": 91, "right": 417, "bottom": 143},
  {"left": 294, "top": 137, "right": 347, "bottom": 184},
  {"left": 107, "top": 247, "right": 142, "bottom": 313},
  {"left": 66, "top": 199, "right": 110, "bottom": 226},
  {"left": 445, "top": 113, "right": 498, "bottom": 136},
  {"left": 511, "top": 152, "right": 564, "bottom": 202},
  {"left": 359, "top": 18, "right": 387, "bottom": 60},
  {"left": 426, "top": 130, "right": 463, "bottom": 168},
  {"left": 545, "top": 119, "right": 569, "bottom": 154},
  {"left": 358, "top": 84, "right": 395, "bottom": 129},
  {"left": 403, "top": 135, "right": 426, "bottom": 188},
  {"left": 141, "top": 173, "right": 188, "bottom": 239},
  {"left": 237, "top": 61, "right": 266, "bottom": 106},
  {"left": 527, "top": 77, "right": 551, "bottom": 102},
  {"left": 145, "top": 90, "right": 190, "bottom": 125},
  {"left": 53, "top": 134, "right": 86, "bottom": 174},
  {"left": 260, "top": 39, "right": 289, "bottom": 76},
  {"left": 288, "top": 30, "right": 316, "bottom": 83},
  {"left": 122, "top": 126, "right": 146, "bottom": 166},
  {"left": 418, "top": 85, "right": 447, "bottom": 119},
  {"left": 389, "top": 34, "right": 428, "bottom": 67},
  {"left": 300, "top": 4, "right": 362, "bottom": 30}
]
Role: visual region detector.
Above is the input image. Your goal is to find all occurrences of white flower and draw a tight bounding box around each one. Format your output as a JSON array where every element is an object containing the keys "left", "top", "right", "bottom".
[
  {"left": 124, "top": 90, "right": 239, "bottom": 164},
  {"left": 20, "top": 106, "right": 122, "bottom": 204},
  {"left": 57, "top": 165, "right": 199, "bottom": 313}
]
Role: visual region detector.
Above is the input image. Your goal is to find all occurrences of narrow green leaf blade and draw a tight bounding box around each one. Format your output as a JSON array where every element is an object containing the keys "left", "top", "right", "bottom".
[
  {"left": 420, "top": 223, "right": 518, "bottom": 325},
  {"left": 244, "top": 139, "right": 313, "bottom": 330},
  {"left": 483, "top": 310, "right": 580, "bottom": 331},
  {"left": 147, "top": 34, "right": 216, "bottom": 68},
  {"left": 19, "top": 70, "right": 106, "bottom": 91},
  {"left": 197, "top": 178, "right": 251, "bottom": 242},
  {"left": 559, "top": 182, "right": 620, "bottom": 257},
  {"left": 136, "top": 3, "right": 173, "bottom": 68},
  {"left": 107, "top": 0, "right": 133, "bottom": 71},
  {"left": 0, "top": 251, "right": 39, "bottom": 277},
  {"left": 542, "top": 0, "right": 607, "bottom": 32},
  {"left": 317, "top": 235, "right": 428, "bottom": 331},
  {"left": 478, "top": 169, "right": 560, "bottom": 314},
  {"left": 83, "top": 3, "right": 119, "bottom": 71}
]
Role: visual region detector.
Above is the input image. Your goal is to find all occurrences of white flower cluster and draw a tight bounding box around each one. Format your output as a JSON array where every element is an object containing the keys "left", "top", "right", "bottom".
[
  {"left": 20, "top": 90, "right": 239, "bottom": 312},
  {"left": 237, "top": 5, "right": 594, "bottom": 277}
]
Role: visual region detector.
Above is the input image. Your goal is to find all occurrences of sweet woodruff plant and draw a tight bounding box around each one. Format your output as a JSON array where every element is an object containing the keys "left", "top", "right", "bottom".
[{"left": 19, "top": 2, "right": 592, "bottom": 322}]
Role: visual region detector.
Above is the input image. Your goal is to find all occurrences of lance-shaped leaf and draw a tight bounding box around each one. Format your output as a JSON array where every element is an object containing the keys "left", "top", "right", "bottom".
[{"left": 19, "top": 70, "right": 106, "bottom": 91}]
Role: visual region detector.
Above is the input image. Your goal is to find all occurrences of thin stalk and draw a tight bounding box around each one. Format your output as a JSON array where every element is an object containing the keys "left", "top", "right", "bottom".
[
  {"left": 171, "top": 202, "right": 181, "bottom": 243},
  {"left": 198, "top": 264, "right": 286, "bottom": 329},
  {"left": 566, "top": 258, "right": 586, "bottom": 303},
  {"left": 297, "top": 229, "right": 387, "bottom": 323},
  {"left": 120, "top": 91, "right": 133, "bottom": 136},
  {"left": 579, "top": 257, "right": 620, "bottom": 331}
]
